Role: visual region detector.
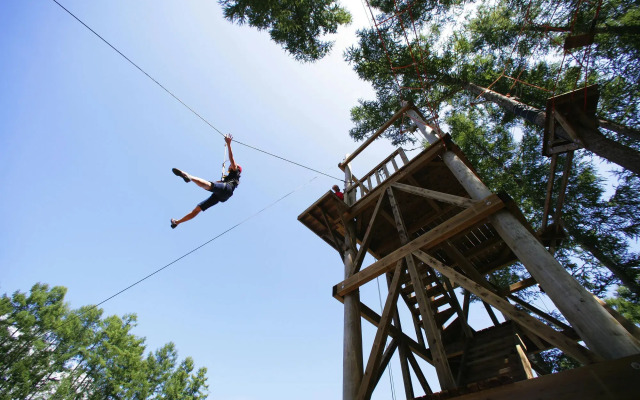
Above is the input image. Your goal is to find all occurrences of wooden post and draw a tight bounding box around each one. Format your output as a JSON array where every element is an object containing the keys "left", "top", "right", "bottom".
[
  {"left": 343, "top": 160, "right": 364, "bottom": 400},
  {"left": 407, "top": 109, "right": 640, "bottom": 360}
]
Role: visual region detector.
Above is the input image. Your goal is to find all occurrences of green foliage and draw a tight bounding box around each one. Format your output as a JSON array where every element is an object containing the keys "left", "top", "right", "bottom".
[
  {"left": 0, "top": 284, "right": 208, "bottom": 399},
  {"left": 343, "top": 0, "right": 640, "bottom": 300},
  {"left": 219, "top": 0, "right": 351, "bottom": 62},
  {"left": 607, "top": 286, "right": 640, "bottom": 323}
]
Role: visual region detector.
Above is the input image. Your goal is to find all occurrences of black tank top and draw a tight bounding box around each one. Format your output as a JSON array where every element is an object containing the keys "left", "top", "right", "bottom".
[{"left": 222, "top": 168, "right": 241, "bottom": 188}]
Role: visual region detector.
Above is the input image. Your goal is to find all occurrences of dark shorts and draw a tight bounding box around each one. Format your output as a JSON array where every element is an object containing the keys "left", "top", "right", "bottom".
[{"left": 198, "top": 182, "right": 234, "bottom": 211}]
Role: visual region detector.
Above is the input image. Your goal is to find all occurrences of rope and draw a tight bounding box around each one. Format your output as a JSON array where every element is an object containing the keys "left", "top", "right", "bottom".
[
  {"left": 94, "top": 176, "right": 318, "bottom": 308},
  {"left": 50, "top": 0, "right": 344, "bottom": 182}
]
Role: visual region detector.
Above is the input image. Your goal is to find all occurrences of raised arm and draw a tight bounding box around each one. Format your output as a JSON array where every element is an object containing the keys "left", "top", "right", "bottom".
[{"left": 225, "top": 134, "right": 238, "bottom": 170}]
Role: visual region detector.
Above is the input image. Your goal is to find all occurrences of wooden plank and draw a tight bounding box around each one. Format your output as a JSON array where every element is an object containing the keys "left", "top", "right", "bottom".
[
  {"left": 541, "top": 154, "right": 558, "bottom": 228},
  {"left": 398, "top": 147, "right": 409, "bottom": 164},
  {"left": 351, "top": 192, "right": 385, "bottom": 275},
  {"left": 391, "top": 182, "right": 476, "bottom": 208},
  {"left": 339, "top": 103, "right": 412, "bottom": 170},
  {"left": 319, "top": 207, "right": 344, "bottom": 259},
  {"left": 407, "top": 176, "right": 443, "bottom": 212},
  {"left": 430, "top": 354, "right": 640, "bottom": 400},
  {"left": 547, "top": 141, "right": 582, "bottom": 154},
  {"left": 440, "top": 275, "right": 473, "bottom": 338},
  {"left": 554, "top": 111, "right": 583, "bottom": 143},
  {"left": 387, "top": 186, "right": 457, "bottom": 391},
  {"left": 407, "top": 350, "right": 433, "bottom": 395},
  {"left": 391, "top": 157, "right": 399, "bottom": 172},
  {"left": 355, "top": 300, "right": 433, "bottom": 363},
  {"left": 335, "top": 194, "right": 506, "bottom": 297},
  {"left": 515, "top": 336, "right": 534, "bottom": 379},
  {"left": 507, "top": 294, "right": 573, "bottom": 332},
  {"left": 333, "top": 279, "right": 432, "bottom": 360},
  {"left": 411, "top": 249, "right": 601, "bottom": 365},
  {"left": 386, "top": 273, "right": 415, "bottom": 400},
  {"left": 357, "top": 261, "right": 405, "bottom": 400},
  {"left": 382, "top": 164, "right": 391, "bottom": 180},
  {"left": 552, "top": 151, "right": 574, "bottom": 224},
  {"left": 372, "top": 339, "right": 398, "bottom": 392},
  {"left": 352, "top": 174, "right": 370, "bottom": 197},
  {"left": 483, "top": 302, "right": 501, "bottom": 326},
  {"left": 507, "top": 277, "right": 537, "bottom": 294},
  {"left": 358, "top": 149, "right": 401, "bottom": 189}
]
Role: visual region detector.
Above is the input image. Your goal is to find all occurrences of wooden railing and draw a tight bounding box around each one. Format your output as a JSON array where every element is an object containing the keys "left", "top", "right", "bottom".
[{"left": 346, "top": 148, "right": 410, "bottom": 203}]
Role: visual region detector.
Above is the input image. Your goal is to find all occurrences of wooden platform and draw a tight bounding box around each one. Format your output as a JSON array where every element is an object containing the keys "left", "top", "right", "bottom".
[
  {"left": 298, "top": 133, "right": 634, "bottom": 399},
  {"left": 298, "top": 136, "right": 519, "bottom": 278},
  {"left": 416, "top": 354, "right": 640, "bottom": 400},
  {"left": 543, "top": 85, "right": 599, "bottom": 156}
]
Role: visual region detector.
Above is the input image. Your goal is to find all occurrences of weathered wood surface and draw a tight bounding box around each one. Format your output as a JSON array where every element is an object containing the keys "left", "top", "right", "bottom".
[
  {"left": 412, "top": 250, "right": 600, "bottom": 365},
  {"left": 417, "top": 354, "right": 640, "bottom": 400},
  {"left": 387, "top": 187, "right": 457, "bottom": 391},
  {"left": 335, "top": 194, "right": 505, "bottom": 297}
]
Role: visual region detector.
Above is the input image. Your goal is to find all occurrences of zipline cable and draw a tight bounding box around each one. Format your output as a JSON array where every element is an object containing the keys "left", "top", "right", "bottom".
[
  {"left": 3, "top": 176, "right": 318, "bottom": 369},
  {"left": 50, "top": 0, "right": 344, "bottom": 182},
  {"left": 93, "top": 176, "right": 318, "bottom": 308}
]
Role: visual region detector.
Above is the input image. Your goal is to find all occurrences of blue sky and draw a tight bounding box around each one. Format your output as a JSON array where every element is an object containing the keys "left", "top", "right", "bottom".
[{"left": 0, "top": 1, "right": 504, "bottom": 398}]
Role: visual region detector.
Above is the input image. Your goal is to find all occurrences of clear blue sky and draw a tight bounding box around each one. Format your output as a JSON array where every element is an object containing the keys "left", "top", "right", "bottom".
[{"left": 0, "top": 1, "right": 501, "bottom": 398}]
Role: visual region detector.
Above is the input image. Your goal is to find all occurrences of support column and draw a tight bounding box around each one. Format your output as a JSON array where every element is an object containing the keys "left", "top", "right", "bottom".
[
  {"left": 408, "top": 109, "right": 640, "bottom": 360},
  {"left": 343, "top": 161, "right": 364, "bottom": 400}
]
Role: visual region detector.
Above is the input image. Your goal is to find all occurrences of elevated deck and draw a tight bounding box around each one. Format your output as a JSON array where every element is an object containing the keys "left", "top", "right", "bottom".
[{"left": 298, "top": 136, "right": 520, "bottom": 276}]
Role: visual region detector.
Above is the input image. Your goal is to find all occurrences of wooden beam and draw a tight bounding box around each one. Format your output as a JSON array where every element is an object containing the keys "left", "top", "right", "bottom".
[
  {"left": 541, "top": 154, "right": 558, "bottom": 229},
  {"left": 411, "top": 250, "right": 601, "bottom": 365},
  {"left": 554, "top": 110, "right": 583, "bottom": 143},
  {"left": 357, "top": 261, "right": 405, "bottom": 400},
  {"left": 483, "top": 301, "right": 501, "bottom": 326},
  {"left": 430, "top": 354, "right": 640, "bottom": 400},
  {"left": 352, "top": 174, "right": 370, "bottom": 195},
  {"left": 507, "top": 277, "right": 537, "bottom": 294},
  {"left": 372, "top": 339, "right": 398, "bottom": 393},
  {"left": 387, "top": 186, "right": 457, "bottom": 391},
  {"left": 357, "top": 301, "right": 433, "bottom": 364},
  {"left": 319, "top": 207, "right": 344, "bottom": 259},
  {"left": 333, "top": 267, "right": 433, "bottom": 366},
  {"left": 391, "top": 182, "right": 476, "bottom": 208},
  {"left": 552, "top": 151, "right": 574, "bottom": 225},
  {"left": 386, "top": 273, "right": 415, "bottom": 400},
  {"left": 407, "top": 351, "right": 433, "bottom": 395},
  {"left": 351, "top": 192, "right": 385, "bottom": 275},
  {"left": 335, "top": 194, "right": 505, "bottom": 297},
  {"left": 507, "top": 294, "right": 573, "bottom": 332},
  {"left": 339, "top": 103, "right": 412, "bottom": 170}
]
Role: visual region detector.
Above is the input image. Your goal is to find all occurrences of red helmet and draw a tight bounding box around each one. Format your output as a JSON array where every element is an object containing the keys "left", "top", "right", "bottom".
[{"left": 236, "top": 165, "right": 242, "bottom": 173}]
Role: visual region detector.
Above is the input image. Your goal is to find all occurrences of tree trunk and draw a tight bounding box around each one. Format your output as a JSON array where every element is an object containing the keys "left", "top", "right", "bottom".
[{"left": 462, "top": 82, "right": 640, "bottom": 175}]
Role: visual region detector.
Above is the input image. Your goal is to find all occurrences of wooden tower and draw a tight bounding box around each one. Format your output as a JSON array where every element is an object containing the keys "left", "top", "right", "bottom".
[{"left": 298, "top": 105, "right": 640, "bottom": 400}]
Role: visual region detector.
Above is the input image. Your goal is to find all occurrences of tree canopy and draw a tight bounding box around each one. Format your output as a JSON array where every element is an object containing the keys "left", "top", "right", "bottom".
[
  {"left": 222, "top": 0, "right": 640, "bottom": 371},
  {"left": 341, "top": 0, "right": 640, "bottom": 301},
  {"left": 0, "top": 283, "right": 208, "bottom": 400},
  {"left": 219, "top": 0, "right": 352, "bottom": 62}
]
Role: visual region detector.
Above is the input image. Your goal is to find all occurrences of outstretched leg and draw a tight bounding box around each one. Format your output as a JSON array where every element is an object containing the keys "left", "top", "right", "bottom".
[
  {"left": 171, "top": 206, "right": 202, "bottom": 229},
  {"left": 172, "top": 168, "right": 212, "bottom": 191}
]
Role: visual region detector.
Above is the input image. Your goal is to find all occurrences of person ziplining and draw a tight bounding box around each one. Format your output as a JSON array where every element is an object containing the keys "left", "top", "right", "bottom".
[{"left": 171, "top": 134, "right": 241, "bottom": 229}]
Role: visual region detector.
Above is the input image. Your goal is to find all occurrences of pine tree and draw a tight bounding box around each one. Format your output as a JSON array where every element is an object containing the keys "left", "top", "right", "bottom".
[{"left": 0, "top": 284, "right": 209, "bottom": 400}]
